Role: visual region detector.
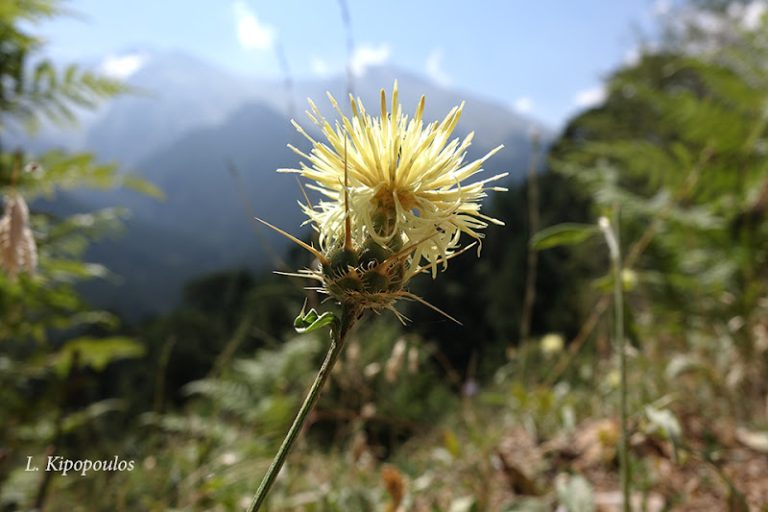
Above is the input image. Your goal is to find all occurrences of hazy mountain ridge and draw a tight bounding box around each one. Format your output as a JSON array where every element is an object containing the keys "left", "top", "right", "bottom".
[
  {"left": 86, "top": 52, "right": 275, "bottom": 166},
  {"left": 80, "top": 101, "right": 304, "bottom": 317}
]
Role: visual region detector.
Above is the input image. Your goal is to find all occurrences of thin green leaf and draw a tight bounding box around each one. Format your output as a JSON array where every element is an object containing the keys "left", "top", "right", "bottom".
[
  {"left": 293, "top": 308, "right": 338, "bottom": 334},
  {"left": 530, "top": 223, "right": 599, "bottom": 250},
  {"left": 645, "top": 406, "right": 683, "bottom": 462}
]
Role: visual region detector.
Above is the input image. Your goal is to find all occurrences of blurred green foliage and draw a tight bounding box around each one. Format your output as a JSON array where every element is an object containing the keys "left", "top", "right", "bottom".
[
  {"left": 0, "top": 1, "right": 153, "bottom": 508},
  {"left": 549, "top": 46, "right": 768, "bottom": 412}
]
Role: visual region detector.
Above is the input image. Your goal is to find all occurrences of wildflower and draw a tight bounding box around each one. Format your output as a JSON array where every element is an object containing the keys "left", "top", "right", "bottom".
[
  {"left": 260, "top": 82, "right": 506, "bottom": 320},
  {"left": 621, "top": 268, "right": 637, "bottom": 291},
  {"left": 363, "top": 362, "right": 381, "bottom": 379},
  {"left": 461, "top": 378, "right": 479, "bottom": 398},
  {"left": 360, "top": 402, "right": 377, "bottom": 419},
  {"left": 249, "top": 83, "right": 506, "bottom": 512},
  {"left": 605, "top": 369, "right": 621, "bottom": 388},
  {"left": 282, "top": 81, "right": 506, "bottom": 272},
  {"left": 220, "top": 452, "right": 238, "bottom": 466},
  {"left": 540, "top": 333, "right": 564, "bottom": 356},
  {"left": 0, "top": 191, "right": 38, "bottom": 277}
]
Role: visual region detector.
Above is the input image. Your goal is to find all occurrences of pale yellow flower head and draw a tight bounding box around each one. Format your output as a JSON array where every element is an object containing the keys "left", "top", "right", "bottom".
[
  {"left": 281, "top": 81, "right": 508, "bottom": 280},
  {"left": 259, "top": 82, "right": 508, "bottom": 320}
]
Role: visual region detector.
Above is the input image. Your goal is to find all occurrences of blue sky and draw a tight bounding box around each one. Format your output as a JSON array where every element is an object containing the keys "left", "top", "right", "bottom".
[{"left": 40, "top": 0, "right": 669, "bottom": 127}]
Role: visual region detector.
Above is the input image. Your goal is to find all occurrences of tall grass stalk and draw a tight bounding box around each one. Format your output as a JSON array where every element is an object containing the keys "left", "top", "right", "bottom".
[
  {"left": 599, "top": 210, "right": 629, "bottom": 511},
  {"left": 336, "top": 0, "right": 355, "bottom": 98},
  {"left": 519, "top": 131, "right": 541, "bottom": 378}
]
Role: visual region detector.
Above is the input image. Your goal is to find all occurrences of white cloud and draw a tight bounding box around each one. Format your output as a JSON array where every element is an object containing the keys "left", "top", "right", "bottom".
[
  {"left": 233, "top": 1, "right": 275, "bottom": 51},
  {"left": 350, "top": 43, "right": 391, "bottom": 76},
  {"left": 513, "top": 96, "right": 533, "bottom": 114},
  {"left": 652, "top": 0, "right": 671, "bottom": 16},
  {"left": 425, "top": 48, "right": 452, "bottom": 86},
  {"left": 310, "top": 57, "right": 330, "bottom": 77},
  {"left": 100, "top": 53, "right": 147, "bottom": 79},
  {"left": 573, "top": 86, "right": 606, "bottom": 108}
]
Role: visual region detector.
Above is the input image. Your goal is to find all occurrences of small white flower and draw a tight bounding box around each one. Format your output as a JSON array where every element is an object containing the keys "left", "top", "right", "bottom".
[{"left": 540, "top": 333, "right": 564, "bottom": 356}]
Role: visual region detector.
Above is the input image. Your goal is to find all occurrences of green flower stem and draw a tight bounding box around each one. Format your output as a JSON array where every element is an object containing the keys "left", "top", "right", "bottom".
[
  {"left": 614, "top": 214, "right": 630, "bottom": 512},
  {"left": 600, "top": 211, "right": 630, "bottom": 512},
  {"left": 247, "top": 306, "right": 358, "bottom": 512}
]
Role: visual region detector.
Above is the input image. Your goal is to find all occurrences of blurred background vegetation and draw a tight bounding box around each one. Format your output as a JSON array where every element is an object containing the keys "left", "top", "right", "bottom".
[{"left": 2, "top": 0, "right": 768, "bottom": 510}]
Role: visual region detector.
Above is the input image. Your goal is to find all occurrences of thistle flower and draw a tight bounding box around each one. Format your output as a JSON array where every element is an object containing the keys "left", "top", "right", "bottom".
[
  {"left": 259, "top": 82, "right": 506, "bottom": 320},
  {"left": 0, "top": 191, "right": 38, "bottom": 277}
]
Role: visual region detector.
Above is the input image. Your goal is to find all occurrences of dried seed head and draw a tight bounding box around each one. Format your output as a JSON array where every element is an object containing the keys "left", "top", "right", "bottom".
[
  {"left": 381, "top": 464, "right": 405, "bottom": 511},
  {"left": 0, "top": 192, "right": 37, "bottom": 278}
]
